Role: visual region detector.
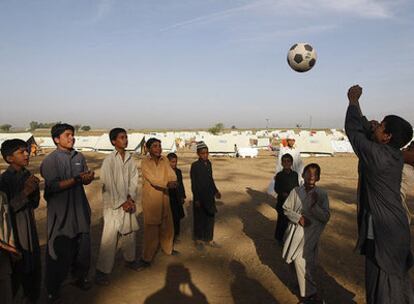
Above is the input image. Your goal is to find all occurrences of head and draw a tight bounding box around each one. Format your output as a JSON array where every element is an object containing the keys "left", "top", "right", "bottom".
[
  {"left": 196, "top": 141, "right": 209, "bottom": 161},
  {"left": 167, "top": 152, "right": 178, "bottom": 169},
  {"left": 51, "top": 123, "right": 75, "bottom": 150},
  {"left": 372, "top": 115, "right": 413, "bottom": 149},
  {"left": 281, "top": 153, "right": 293, "bottom": 170},
  {"left": 286, "top": 135, "right": 295, "bottom": 148},
  {"left": 146, "top": 138, "right": 162, "bottom": 157},
  {"left": 1, "top": 139, "right": 29, "bottom": 168},
  {"left": 109, "top": 128, "right": 128, "bottom": 150},
  {"left": 302, "top": 163, "right": 321, "bottom": 189}
]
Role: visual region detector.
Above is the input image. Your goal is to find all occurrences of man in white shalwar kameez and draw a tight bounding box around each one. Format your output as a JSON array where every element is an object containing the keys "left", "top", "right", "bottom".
[
  {"left": 276, "top": 134, "right": 304, "bottom": 184},
  {"left": 282, "top": 163, "right": 330, "bottom": 303},
  {"left": 95, "top": 128, "right": 139, "bottom": 285}
]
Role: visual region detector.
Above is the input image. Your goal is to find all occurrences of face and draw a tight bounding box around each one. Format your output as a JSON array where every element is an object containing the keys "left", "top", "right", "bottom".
[
  {"left": 7, "top": 147, "right": 29, "bottom": 167},
  {"left": 287, "top": 139, "right": 295, "bottom": 148},
  {"left": 197, "top": 148, "right": 209, "bottom": 161},
  {"left": 281, "top": 157, "right": 293, "bottom": 170},
  {"left": 302, "top": 167, "right": 320, "bottom": 188},
  {"left": 54, "top": 130, "right": 75, "bottom": 150},
  {"left": 149, "top": 141, "right": 162, "bottom": 157},
  {"left": 112, "top": 132, "right": 128, "bottom": 149},
  {"left": 372, "top": 121, "right": 391, "bottom": 145},
  {"left": 169, "top": 157, "right": 177, "bottom": 169}
]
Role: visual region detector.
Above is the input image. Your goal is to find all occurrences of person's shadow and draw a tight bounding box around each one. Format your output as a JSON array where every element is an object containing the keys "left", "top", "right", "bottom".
[
  {"left": 144, "top": 263, "right": 209, "bottom": 304},
  {"left": 230, "top": 260, "right": 279, "bottom": 304}
]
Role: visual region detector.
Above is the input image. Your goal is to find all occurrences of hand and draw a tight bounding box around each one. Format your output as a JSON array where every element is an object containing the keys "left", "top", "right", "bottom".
[
  {"left": 80, "top": 171, "right": 94, "bottom": 185},
  {"left": 347, "top": 85, "right": 362, "bottom": 105},
  {"left": 167, "top": 181, "right": 178, "bottom": 189},
  {"left": 181, "top": 198, "right": 185, "bottom": 205},
  {"left": 299, "top": 215, "right": 311, "bottom": 227},
  {"left": 23, "top": 175, "right": 39, "bottom": 197},
  {"left": 215, "top": 192, "right": 222, "bottom": 199},
  {"left": 194, "top": 200, "right": 201, "bottom": 207}
]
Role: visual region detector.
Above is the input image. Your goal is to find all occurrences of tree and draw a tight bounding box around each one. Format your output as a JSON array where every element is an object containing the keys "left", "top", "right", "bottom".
[
  {"left": 74, "top": 124, "right": 81, "bottom": 132},
  {"left": 81, "top": 125, "right": 91, "bottom": 132},
  {"left": 0, "top": 124, "right": 12, "bottom": 132},
  {"left": 231, "top": 125, "right": 237, "bottom": 130},
  {"left": 29, "top": 121, "right": 39, "bottom": 131},
  {"left": 208, "top": 123, "right": 224, "bottom": 135}
]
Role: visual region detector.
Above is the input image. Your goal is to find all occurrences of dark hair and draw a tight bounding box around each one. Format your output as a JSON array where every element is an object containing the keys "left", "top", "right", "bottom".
[
  {"left": 51, "top": 123, "right": 75, "bottom": 145},
  {"left": 109, "top": 128, "right": 127, "bottom": 145},
  {"left": 167, "top": 153, "right": 178, "bottom": 160},
  {"left": 1, "top": 139, "right": 28, "bottom": 163},
  {"left": 145, "top": 137, "right": 161, "bottom": 150},
  {"left": 383, "top": 115, "right": 413, "bottom": 149},
  {"left": 281, "top": 153, "right": 293, "bottom": 163},
  {"left": 303, "top": 163, "right": 321, "bottom": 178}
]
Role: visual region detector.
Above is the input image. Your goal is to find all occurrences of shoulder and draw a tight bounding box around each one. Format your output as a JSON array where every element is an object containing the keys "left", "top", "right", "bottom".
[
  {"left": 176, "top": 168, "right": 182, "bottom": 174},
  {"left": 42, "top": 150, "right": 57, "bottom": 163},
  {"left": 316, "top": 187, "right": 328, "bottom": 198}
]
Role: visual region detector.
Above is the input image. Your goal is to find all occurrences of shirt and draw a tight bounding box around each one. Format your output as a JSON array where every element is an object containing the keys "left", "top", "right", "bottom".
[
  {"left": 276, "top": 146, "right": 304, "bottom": 184},
  {"left": 40, "top": 148, "right": 91, "bottom": 259},
  {"left": 345, "top": 104, "right": 413, "bottom": 276},
  {"left": 100, "top": 151, "right": 139, "bottom": 234},
  {"left": 141, "top": 155, "right": 177, "bottom": 225}
]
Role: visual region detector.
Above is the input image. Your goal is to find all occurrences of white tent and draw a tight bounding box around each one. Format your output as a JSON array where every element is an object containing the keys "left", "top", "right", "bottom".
[
  {"left": 0, "top": 132, "right": 36, "bottom": 145},
  {"left": 74, "top": 136, "right": 100, "bottom": 152},
  {"left": 36, "top": 137, "right": 55, "bottom": 149},
  {"left": 94, "top": 134, "right": 114, "bottom": 153},
  {"left": 126, "top": 133, "right": 146, "bottom": 153},
  {"left": 296, "top": 133, "right": 334, "bottom": 156},
  {"left": 331, "top": 140, "right": 354, "bottom": 153}
]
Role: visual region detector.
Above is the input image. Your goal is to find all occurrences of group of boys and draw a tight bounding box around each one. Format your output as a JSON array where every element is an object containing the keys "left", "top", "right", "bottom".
[
  {"left": 0, "top": 124, "right": 221, "bottom": 304},
  {"left": 272, "top": 85, "right": 414, "bottom": 304}
]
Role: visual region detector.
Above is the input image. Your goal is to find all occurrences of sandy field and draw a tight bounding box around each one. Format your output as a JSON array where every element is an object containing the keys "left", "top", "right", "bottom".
[{"left": 1, "top": 150, "right": 413, "bottom": 304}]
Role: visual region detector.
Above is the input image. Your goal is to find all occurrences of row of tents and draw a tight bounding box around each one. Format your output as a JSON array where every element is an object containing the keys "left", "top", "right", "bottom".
[{"left": 0, "top": 129, "right": 358, "bottom": 157}]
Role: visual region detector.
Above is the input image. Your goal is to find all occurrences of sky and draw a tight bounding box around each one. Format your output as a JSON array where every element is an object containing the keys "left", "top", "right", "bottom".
[{"left": 0, "top": 0, "right": 413, "bottom": 130}]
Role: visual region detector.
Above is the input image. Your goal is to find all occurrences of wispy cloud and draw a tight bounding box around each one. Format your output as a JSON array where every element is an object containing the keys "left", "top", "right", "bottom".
[
  {"left": 160, "top": 0, "right": 399, "bottom": 33},
  {"left": 231, "top": 24, "right": 337, "bottom": 43},
  {"left": 89, "top": 0, "right": 113, "bottom": 24},
  {"left": 159, "top": 0, "right": 269, "bottom": 32}
]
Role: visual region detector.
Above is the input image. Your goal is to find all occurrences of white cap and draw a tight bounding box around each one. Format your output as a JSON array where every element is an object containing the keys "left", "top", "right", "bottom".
[{"left": 287, "top": 134, "right": 296, "bottom": 140}]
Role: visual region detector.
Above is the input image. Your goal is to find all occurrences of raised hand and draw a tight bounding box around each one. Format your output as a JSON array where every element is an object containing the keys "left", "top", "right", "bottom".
[{"left": 347, "top": 85, "right": 363, "bottom": 105}]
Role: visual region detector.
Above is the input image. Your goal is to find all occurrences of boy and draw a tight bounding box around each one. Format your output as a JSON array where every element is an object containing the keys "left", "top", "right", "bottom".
[
  {"left": 167, "top": 153, "right": 186, "bottom": 242},
  {"left": 276, "top": 134, "right": 304, "bottom": 184},
  {"left": 40, "top": 123, "right": 95, "bottom": 303},
  {"left": 0, "top": 139, "right": 41, "bottom": 303},
  {"left": 136, "top": 138, "right": 178, "bottom": 271},
  {"left": 0, "top": 189, "right": 19, "bottom": 304},
  {"left": 190, "top": 141, "right": 221, "bottom": 251},
  {"left": 274, "top": 153, "right": 299, "bottom": 244},
  {"left": 282, "top": 163, "right": 330, "bottom": 304},
  {"left": 346, "top": 85, "right": 414, "bottom": 303},
  {"left": 95, "top": 128, "right": 140, "bottom": 285}
]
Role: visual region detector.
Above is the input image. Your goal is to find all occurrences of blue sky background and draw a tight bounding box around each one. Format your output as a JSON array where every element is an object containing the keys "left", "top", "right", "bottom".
[{"left": 0, "top": 0, "right": 413, "bottom": 129}]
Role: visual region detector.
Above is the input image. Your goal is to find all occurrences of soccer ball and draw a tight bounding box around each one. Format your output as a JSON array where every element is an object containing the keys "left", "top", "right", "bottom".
[{"left": 287, "top": 43, "right": 317, "bottom": 73}]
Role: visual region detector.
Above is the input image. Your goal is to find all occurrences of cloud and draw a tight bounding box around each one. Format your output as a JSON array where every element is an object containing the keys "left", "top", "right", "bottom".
[
  {"left": 160, "top": 0, "right": 399, "bottom": 32},
  {"left": 89, "top": 0, "right": 113, "bottom": 24}
]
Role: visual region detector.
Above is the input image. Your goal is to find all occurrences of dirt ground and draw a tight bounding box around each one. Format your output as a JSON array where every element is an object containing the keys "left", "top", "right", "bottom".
[{"left": 2, "top": 150, "right": 414, "bottom": 304}]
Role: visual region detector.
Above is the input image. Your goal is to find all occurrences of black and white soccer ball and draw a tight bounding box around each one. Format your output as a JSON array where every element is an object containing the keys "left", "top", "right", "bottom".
[{"left": 287, "top": 43, "right": 317, "bottom": 73}]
